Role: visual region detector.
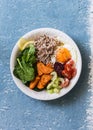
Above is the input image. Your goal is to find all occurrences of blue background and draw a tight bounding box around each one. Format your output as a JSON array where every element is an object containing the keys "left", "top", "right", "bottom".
[{"left": 0, "top": 0, "right": 91, "bottom": 130}]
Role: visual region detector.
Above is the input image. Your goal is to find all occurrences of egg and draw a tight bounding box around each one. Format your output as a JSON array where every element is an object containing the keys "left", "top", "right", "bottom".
[
  {"left": 63, "top": 44, "right": 77, "bottom": 63},
  {"left": 51, "top": 38, "right": 77, "bottom": 64}
]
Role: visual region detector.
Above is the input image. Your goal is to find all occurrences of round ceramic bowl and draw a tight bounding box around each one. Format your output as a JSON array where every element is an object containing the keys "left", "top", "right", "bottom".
[{"left": 10, "top": 28, "right": 82, "bottom": 100}]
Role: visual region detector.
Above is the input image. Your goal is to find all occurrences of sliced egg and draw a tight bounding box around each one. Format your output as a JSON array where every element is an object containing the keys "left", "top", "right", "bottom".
[
  {"left": 63, "top": 44, "right": 77, "bottom": 63},
  {"left": 51, "top": 44, "right": 77, "bottom": 64}
]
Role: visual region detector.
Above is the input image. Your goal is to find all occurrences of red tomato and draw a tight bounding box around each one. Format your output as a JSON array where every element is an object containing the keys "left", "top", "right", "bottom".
[
  {"left": 62, "top": 70, "right": 72, "bottom": 79},
  {"left": 64, "top": 59, "right": 74, "bottom": 71},
  {"left": 67, "top": 59, "right": 74, "bottom": 66},
  {"left": 62, "top": 59, "right": 77, "bottom": 79},
  {"left": 72, "top": 68, "right": 77, "bottom": 77}
]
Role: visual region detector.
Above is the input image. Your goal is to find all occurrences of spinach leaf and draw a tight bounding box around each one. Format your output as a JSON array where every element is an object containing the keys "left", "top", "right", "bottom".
[
  {"left": 26, "top": 44, "right": 35, "bottom": 62},
  {"left": 13, "top": 44, "right": 36, "bottom": 84}
]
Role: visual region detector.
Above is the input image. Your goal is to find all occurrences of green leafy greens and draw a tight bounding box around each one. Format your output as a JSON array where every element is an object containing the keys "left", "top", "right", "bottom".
[{"left": 13, "top": 44, "right": 36, "bottom": 84}]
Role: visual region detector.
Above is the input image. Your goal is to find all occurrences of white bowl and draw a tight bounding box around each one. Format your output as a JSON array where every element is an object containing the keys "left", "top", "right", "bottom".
[{"left": 10, "top": 28, "right": 82, "bottom": 100}]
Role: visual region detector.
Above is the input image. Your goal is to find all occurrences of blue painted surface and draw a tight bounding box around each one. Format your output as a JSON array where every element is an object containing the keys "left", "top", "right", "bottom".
[{"left": 0, "top": 0, "right": 91, "bottom": 130}]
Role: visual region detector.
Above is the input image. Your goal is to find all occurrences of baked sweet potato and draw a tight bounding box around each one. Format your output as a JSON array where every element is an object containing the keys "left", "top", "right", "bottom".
[
  {"left": 37, "top": 62, "right": 53, "bottom": 76},
  {"left": 37, "top": 62, "right": 44, "bottom": 76},
  {"left": 29, "top": 76, "right": 40, "bottom": 89},
  {"left": 46, "top": 63, "right": 53, "bottom": 68},
  {"left": 37, "top": 74, "right": 52, "bottom": 89}
]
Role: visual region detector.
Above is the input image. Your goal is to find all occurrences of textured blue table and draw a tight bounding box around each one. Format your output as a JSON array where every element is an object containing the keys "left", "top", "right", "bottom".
[{"left": 0, "top": 0, "right": 92, "bottom": 130}]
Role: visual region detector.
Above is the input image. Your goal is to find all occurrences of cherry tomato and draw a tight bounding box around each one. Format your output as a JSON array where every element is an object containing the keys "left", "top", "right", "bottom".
[
  {"left": 62, "top": 59, "right": 77, "bottom": 79},
  {"left": 62, "top": 69, "right": 72, "bottom": 79},
  {"left": 64, "top": 59, "right": 74, "bottom": 71},
  {"left": 72, "top": 68, "right": 77, "bottom": 77}
]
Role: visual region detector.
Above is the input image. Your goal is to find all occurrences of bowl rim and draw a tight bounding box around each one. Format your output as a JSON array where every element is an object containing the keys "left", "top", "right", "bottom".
[{"left": 10, "top": 28, "right": 82, "bottom": 100}]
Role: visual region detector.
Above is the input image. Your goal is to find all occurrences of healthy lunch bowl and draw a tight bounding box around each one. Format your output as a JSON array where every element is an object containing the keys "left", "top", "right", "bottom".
[{"left": 10, "top": 28, "right": 82, "bottom": 100}]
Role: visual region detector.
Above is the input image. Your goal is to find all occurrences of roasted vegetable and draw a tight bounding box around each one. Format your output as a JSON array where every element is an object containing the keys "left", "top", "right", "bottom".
[
  {"left": 37, "top": 62, "right": 53, "bottom": 76},
  {"left": 37, "top": 74, "right": 52, "bottom": 89},
  {"left": 29, "top": 76, "right": 40, "bottom": 89},
  {"left": 46, "top": 63, "right": 53, "bottom": 68}
]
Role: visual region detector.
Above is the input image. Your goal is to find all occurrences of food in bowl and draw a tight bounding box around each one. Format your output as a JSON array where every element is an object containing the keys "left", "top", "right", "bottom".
[{"left": 13, "top": 34, "right": 77, "bottom": 94}]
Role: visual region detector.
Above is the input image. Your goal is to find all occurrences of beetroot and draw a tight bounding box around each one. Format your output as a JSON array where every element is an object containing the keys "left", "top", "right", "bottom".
[{"left": 54, "top": 62, "right": 64, "bottom": 77}]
